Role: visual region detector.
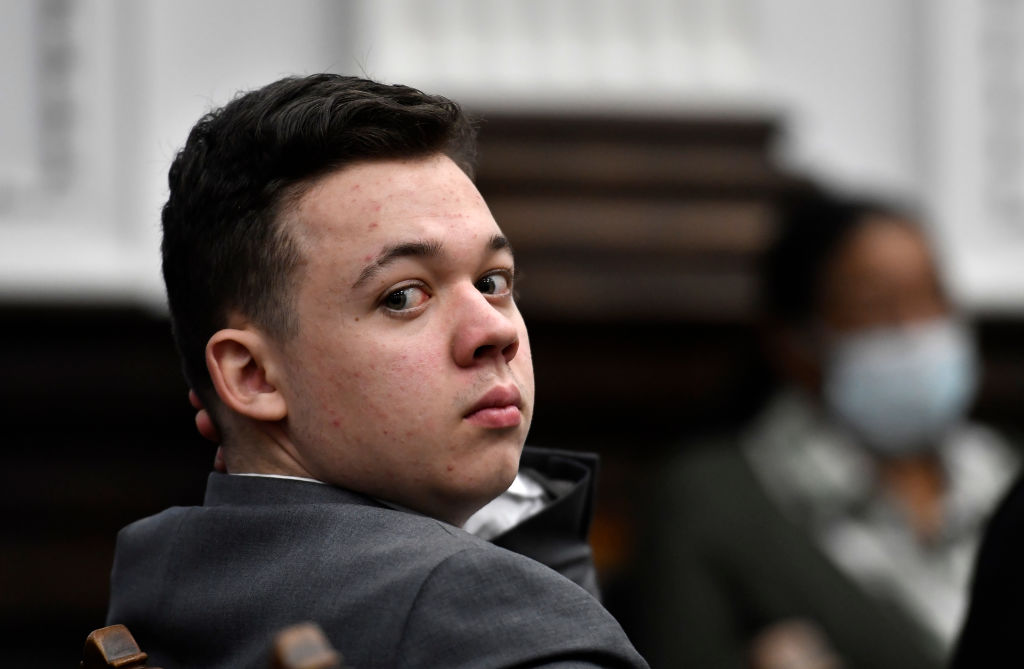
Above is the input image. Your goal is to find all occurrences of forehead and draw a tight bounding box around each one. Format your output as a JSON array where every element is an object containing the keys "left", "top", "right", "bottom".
[
  {"left": 287, "top": 155, "right": 497, "bottom": 255},
  {"left": 829, "top": 216, "right": 934, "bottom": 283}
]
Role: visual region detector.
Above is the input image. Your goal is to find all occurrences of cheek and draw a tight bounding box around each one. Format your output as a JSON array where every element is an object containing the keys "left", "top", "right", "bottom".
[
  {"left": 514, "top": 330, "right": 535, "bottom": 383},
  {"left": 362, "top": 348, "right": 450, "bottom": 422},
  {"left": 296, "top": 326, "right": 453, "bottom": 435}
]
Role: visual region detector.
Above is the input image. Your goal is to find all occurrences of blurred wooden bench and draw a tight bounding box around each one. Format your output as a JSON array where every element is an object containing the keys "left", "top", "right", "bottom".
[{"left": 82, "top": 622, "right": 345, "bottom": 669}]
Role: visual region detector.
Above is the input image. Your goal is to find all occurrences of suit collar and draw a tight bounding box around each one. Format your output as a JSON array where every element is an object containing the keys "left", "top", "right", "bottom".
[
  {"left": 499, "top": 447, "right": 597, "bottom": 542},
  {"left": 203, "top": 472, "right": 387, "bottom": 510}
]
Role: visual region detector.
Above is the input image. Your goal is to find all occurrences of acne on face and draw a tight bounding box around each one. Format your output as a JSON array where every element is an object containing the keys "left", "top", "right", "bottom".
[{"left": 271, "top": 155, "right": 533, "bottom": 524}]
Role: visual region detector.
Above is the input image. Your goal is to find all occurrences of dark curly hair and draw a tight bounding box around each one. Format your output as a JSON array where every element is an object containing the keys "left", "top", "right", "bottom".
[{"left": 161, "top": 74, "right": 477, "bottom": 392}]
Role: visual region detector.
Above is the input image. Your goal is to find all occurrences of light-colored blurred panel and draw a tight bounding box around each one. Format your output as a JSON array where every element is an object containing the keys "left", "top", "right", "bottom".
[
  {"left": 0, "top": 0, "right": 129, "bottom": 303},
  {"left": 0, "top": 0, "right": 351, "bottom": 306},
  {"left": 357, "top": 0, "right": 923, "bottom": 205},
  {"left": 6, "top": 0, "right": 1013, "bottom": 313},
  {"left": 146, "top": 0, "right": 350, "bottom": 175},
  {"left": 356, "top": 0, "right": 759, "bottom": 105},
  {"left": 752, "top": 0, "right": 923, "bottom": 199},
  {"left": 0, "top": 0, "right": 38, "bottom": 196},
  {"left": 925, "top": 0, "right": 1024, "bottom": 314}
]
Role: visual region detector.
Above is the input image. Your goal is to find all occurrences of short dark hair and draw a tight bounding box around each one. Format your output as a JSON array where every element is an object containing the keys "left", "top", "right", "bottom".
[
  {"left": 758, "top": 189, "right": 916, "bottom": 327},
  {"left": 161, "top": 74, "right": 477, "bottom": 392}
]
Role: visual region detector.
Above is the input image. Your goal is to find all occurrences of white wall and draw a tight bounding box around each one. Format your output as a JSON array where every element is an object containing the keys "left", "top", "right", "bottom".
[
  {"left": 1, "top": 0, "right": 1018, "bottom": 312},
  {"left": 0, "top": 0, "right": 347, "bottom": 306},
  {"left": 355, "top": 0, "right": 925, "bottom": 199},
  {"left": 132, "top": 0, "right": 350, "bottom": 306},
  {"left": 924, "top": 0, "right": 1024, "bottom": 312},
  {"left": 752, "top": 0, "right": 924, "bottom": 200}
]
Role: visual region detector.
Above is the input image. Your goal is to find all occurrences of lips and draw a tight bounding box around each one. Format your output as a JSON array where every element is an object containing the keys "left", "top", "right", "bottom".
[{"left": 464, "top": 385, "right": 523, "bottom": 428}]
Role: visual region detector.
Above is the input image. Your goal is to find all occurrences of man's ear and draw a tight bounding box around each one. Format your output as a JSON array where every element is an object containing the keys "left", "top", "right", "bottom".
[{"left": 205, "top": 328, "right": 288, "bottom": 422}]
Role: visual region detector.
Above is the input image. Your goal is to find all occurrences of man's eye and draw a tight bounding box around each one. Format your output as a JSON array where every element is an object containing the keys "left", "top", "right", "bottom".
[
  {"left": 383, "top": 286, "right": 429, "bottom": 311},
  {"left": 476, "top": 273, "right": 511, "bottom": 296}
]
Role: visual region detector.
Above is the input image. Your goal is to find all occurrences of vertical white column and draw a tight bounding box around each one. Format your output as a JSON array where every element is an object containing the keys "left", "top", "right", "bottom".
[{"left": 924, "top": 0, "right": 1024, "bottom": 311}]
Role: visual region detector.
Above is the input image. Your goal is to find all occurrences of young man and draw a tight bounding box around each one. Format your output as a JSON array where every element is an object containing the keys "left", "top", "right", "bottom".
[{"left": 105, "top": 75, "right": 646, "bottom": 668}]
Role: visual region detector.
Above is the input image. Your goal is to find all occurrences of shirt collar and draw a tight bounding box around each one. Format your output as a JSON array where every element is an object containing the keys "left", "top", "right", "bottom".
[{"left": 231, "top": 472, "right": 326, "bottom": 485}]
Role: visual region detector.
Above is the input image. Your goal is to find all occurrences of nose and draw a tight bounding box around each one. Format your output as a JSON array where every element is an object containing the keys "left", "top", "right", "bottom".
[
  {"left": 887, "top": 290, "right": 949, "bottom": 329},
  {"left": 450, "top": 285, "right": 521, "bottom": 368}
]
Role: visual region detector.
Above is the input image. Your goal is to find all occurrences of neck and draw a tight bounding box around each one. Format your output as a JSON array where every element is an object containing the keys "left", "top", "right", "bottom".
[
  {"left": 220, "top": 418, "right": 312, "bottom": 479},
  {"left": 877, "top": 452, "right": 947, "bottom": 542}
]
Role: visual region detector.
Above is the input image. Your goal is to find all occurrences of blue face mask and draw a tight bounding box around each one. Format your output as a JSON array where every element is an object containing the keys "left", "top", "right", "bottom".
[{"left": 822, "top": 318, "right": 978, "bottom": 456}]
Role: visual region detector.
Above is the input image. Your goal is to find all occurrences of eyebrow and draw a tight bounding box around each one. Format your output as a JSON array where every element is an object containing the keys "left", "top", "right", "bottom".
[
  {"left": 351, "top": 234, "right": 513, "bottom": 289},
  {"left": 489, "top": 234, "right": 512, "bottom": 255}
]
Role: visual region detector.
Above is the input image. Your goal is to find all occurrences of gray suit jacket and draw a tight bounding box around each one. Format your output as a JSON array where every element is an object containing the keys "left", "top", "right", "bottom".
[{"left": 106, "top": 461, "right": 646, "bottom": 668}]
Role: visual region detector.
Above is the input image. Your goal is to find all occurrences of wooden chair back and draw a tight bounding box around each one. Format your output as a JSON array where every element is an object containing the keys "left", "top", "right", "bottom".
[
  {"left": 83, "top": 622, "right": 345, "bottom": 669},
  {"left": 80, "top": 624, "right": 157, "bottom": 669},
  {"left": 271, "top": 622, "right": 345, "bottom": 669}
]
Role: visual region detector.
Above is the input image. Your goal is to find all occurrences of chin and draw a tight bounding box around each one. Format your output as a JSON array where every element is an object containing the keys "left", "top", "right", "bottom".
[
  {"left": 440, "top": 446, "right": 522, "bottom": 524},
  {"left": 494, "top": 438, "right": 525, "bottom": 483},
  {"left": 471, "top": 456, "right": 519, "bottom": 499}
]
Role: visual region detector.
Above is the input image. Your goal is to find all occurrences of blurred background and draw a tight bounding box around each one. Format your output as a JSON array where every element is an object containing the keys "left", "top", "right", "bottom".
[{"left": 5, "top": 0, "right": 1024, "bottom": 665}]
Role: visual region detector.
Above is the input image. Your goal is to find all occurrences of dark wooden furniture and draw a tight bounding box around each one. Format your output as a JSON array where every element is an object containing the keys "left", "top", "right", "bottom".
[{"left": 80, "top": 625, "right": 156, "bottom": 669}]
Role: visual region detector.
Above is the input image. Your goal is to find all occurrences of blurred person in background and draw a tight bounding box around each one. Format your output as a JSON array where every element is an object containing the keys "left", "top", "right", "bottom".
[{"left": 633, "top": 190, "right": 1018, "bottom": 669}]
